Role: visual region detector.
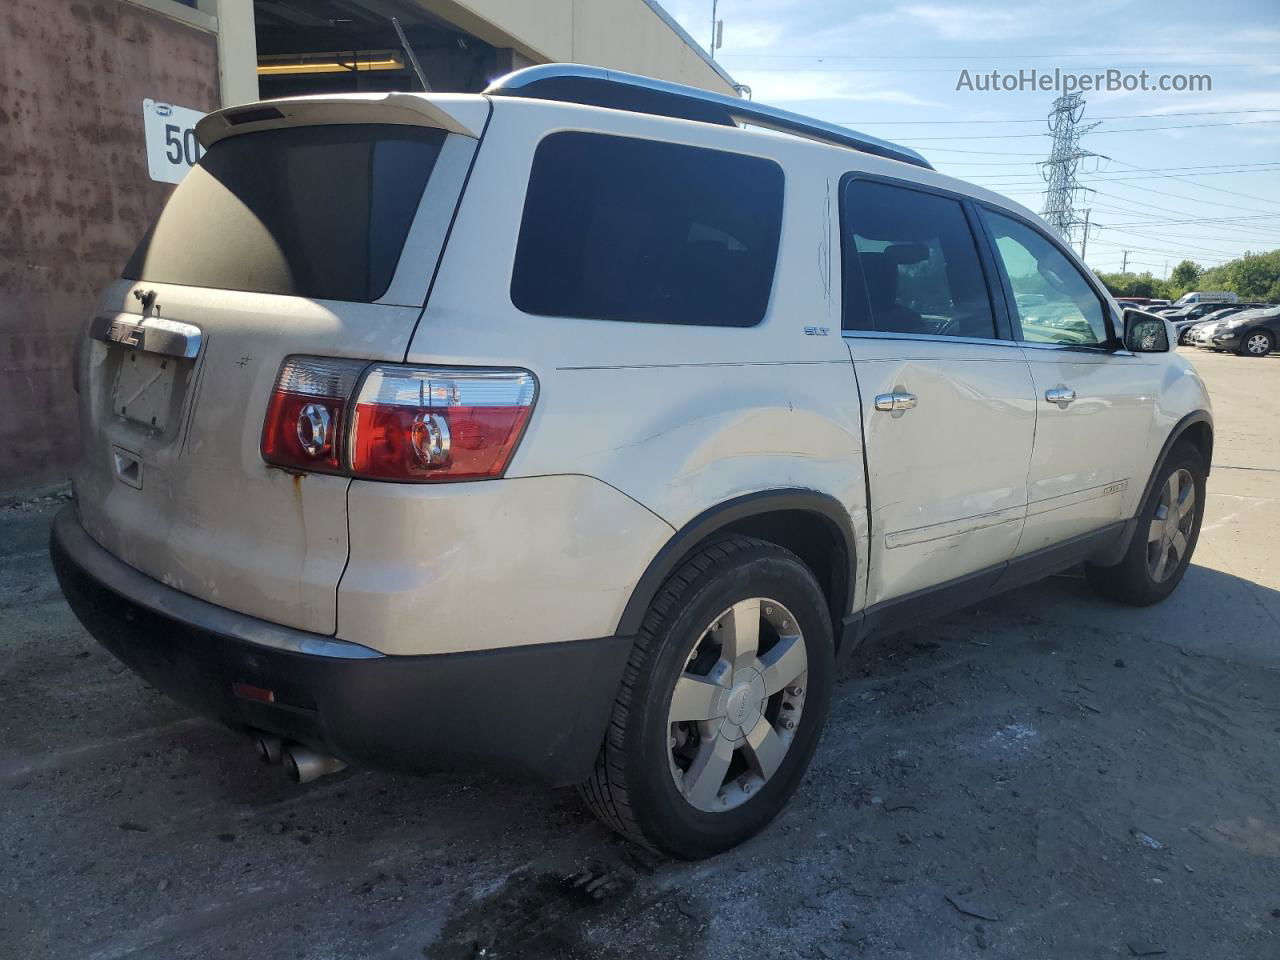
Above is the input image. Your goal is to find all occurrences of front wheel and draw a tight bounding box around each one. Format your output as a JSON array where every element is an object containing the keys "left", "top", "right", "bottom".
[
  {"left": 579, "top": 537, "right": 834, "bottom": 859},
  {"left": 1240, "top": 330, "right": 1274, "bottom": 357},
  {"left": 1085, "top": 444, "right": 1206, "bottom": 606}
]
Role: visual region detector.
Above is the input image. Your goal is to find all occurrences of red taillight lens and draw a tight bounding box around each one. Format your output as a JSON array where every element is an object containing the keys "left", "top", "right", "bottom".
[
  {"left": 261, "top": 357, "right": 367, "bottom": 473},
  {"left": 348, "top": 365, "right": 537, "bottom": 481}
]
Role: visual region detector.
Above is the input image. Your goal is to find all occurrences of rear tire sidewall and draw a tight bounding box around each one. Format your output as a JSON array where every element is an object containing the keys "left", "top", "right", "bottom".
[{"left": 626, "top": 549, "right": 834, "bottom": 859}]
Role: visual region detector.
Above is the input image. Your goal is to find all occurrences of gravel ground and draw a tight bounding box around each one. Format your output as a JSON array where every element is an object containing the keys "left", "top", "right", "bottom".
[{"left": 2, "top": 348, "right": 1278, "bottom": 960}]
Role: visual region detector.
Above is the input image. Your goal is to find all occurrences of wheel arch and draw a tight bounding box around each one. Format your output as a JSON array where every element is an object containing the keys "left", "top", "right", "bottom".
[
  {"left": 1094, "top": 410, "right": 1213, "bottom": 566},
  {"left": 616, "top": 490, "right": 858, "bottom": 653}
]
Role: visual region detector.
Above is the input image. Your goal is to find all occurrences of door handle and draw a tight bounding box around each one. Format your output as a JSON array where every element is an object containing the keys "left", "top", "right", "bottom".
[
  {"left": 874, "top": 391, "right": 918, "bottom": 412},
  {"left": 1045, "top": 386, "right": 1076, "bottom": 408}
]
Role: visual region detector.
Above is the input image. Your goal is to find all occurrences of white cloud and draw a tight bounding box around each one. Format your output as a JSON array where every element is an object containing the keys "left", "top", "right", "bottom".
[
  {"left": 898, "top": 4, "right": 1028, "bottom": 42},
  {"left": 733, "top": 69, "right": 944, "bottom": 108}
]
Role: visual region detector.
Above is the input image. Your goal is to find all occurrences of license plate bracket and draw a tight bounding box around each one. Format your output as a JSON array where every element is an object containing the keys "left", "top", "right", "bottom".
[{"left": 112, "top": 349, "right": 177, "bottom": 432}]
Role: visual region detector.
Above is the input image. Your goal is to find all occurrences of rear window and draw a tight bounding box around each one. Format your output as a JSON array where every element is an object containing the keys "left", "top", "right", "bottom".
[
  {"left": 123, "top": 125, "right": 447, "bottom": 302},
  {"left": 510, "top": 132, "right": 784, "bottom": 327}
]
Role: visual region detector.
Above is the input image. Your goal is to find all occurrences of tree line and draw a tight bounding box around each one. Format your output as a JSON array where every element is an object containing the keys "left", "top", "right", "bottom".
[{"left": 1093, "top": 249, "right": 1280, "bottom": 303}]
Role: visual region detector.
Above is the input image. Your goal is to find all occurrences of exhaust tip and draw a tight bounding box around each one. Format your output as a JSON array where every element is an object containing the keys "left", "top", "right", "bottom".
[
  {"left": 281, "top": 744, "right": 347, "bottom": 784},
  {"left": 255, "top": 735, "right": 283, "bottom": 765}
]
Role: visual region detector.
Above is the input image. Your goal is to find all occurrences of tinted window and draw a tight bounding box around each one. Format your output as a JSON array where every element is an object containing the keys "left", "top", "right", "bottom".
[
  {"left": 124, "top": 125, "right": 446, "bottom": 302},
  {"left": 841, "top": 180, "right": 996, "bottom": 338},
  {"left": 982, "top": 210, "right": 1110, "bottom": 346},
  {"left": 511, "top": 133, "right": 783, "bottom": 327}
]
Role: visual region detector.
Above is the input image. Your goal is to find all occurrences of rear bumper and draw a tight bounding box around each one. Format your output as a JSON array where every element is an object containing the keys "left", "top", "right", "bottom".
[{"left": 50, "top": 505, "right": 630, "bottom": 785}]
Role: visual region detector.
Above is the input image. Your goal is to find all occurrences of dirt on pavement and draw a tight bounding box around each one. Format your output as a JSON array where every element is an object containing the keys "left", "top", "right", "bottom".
[{"left": 2, "top": 349, "right": 1278, "bottom": 960}]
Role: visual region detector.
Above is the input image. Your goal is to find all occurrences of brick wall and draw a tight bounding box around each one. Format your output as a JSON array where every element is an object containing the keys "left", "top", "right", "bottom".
[{"left": 0, "top": 0, "right": 219, "bottom": 494}]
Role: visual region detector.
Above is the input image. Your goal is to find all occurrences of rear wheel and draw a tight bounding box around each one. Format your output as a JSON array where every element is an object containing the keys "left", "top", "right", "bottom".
[
  {"left": 1085, "top": 444, "right": 1205, "bottom": 606},
  {"left": 579, "top": 536, "right": 833, "bottom": 859},
  {"left": 1240, "top": 330, "right": 1274, "bottom": 357}
]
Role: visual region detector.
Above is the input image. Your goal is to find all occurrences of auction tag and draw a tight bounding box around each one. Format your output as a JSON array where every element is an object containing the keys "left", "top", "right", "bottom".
[{"left": 142, "top": 99, "right": 207, "bottom": 184}]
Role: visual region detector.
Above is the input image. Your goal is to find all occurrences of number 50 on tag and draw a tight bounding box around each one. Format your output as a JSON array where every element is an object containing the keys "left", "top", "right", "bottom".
[{"left": 143, "top": 99, "right": 207, "bottom": 185}]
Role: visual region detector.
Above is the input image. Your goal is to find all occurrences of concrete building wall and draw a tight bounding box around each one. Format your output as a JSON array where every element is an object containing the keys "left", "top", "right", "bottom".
[
  {"left": 415, "top": 0, "right": 736, "bottom": 94},
  {"left": 0, "top": 0, "right": 219, "bottom": 494}
]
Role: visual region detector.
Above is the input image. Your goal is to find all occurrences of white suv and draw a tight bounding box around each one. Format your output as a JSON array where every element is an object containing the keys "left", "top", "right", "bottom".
[{"left": 52, "top": 66, "right": 1213, "bottom": 859}]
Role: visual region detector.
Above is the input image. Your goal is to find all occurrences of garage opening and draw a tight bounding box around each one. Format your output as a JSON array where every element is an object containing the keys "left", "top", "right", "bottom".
[{"left": 253, "top": 0, "right": 531, "bottom": 99}]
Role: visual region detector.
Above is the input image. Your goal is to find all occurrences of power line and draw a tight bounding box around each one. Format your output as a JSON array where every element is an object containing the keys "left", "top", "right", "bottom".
[
  {"left": 836, "top": 108, "right": 1280, "bottom": 125},
  {"left": 1073, "top": 174, "right": 1265, "bottom": 215},
  {"left": 1100, "top": 157, "right": 1280, "bottom": 209},
  {"left": 1104, "top": 214, "right": 1280, "bottom": 226},
  {"left": 939, "top": 158, "right": 1280, "bottom": 170},
  {"left": 1089, "top": 228, "right": 1244, "bottom": 259},
  {"left": 892, "top": 119, "right": 1280, "bottom": 141},
  {"left": 1058, "top": 191, "right": 1280, "bottom": 239},
  {"left": 913, "top": 146, "right": 1049, "bottom": 156},
  {"left": 965, "top": 163, "right": 1280, "bottom": 184},
  {"left": 1087, "top": 201, "right": 1278, "bottom": 235}
]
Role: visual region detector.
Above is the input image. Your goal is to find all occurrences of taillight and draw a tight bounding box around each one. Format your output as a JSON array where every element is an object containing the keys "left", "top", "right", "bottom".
[
  {"left": 261, "top": 357, "right": 367, "bottom": 473},
  {"left": 349, "top": 365, "right": 537, "bottom": 481},
  {"left": 260, "top": 357, "right": 536, "bottom": 482}
]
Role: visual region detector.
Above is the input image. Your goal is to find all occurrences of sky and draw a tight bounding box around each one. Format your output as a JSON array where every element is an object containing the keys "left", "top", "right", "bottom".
[{"left": 661, "top": 0, "right": 1280, "bottom": 277}]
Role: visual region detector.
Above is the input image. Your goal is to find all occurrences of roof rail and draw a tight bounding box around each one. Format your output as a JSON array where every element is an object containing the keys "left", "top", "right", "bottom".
[{"left": 484, "top": 64, "right": 932, "bottom": 170}]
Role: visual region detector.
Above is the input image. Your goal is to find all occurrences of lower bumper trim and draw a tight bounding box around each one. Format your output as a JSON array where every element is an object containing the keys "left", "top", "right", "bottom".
[{"left": 50, "top": 506, "right": 632, "bottom": 786}]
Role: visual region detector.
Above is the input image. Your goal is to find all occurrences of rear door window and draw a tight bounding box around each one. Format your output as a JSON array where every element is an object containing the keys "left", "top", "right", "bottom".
[
  {"left": 124, "top": 125, "right": 447, "bottom": 303},
  {"left": 510, "top": 132, "right": 784, "bottom": 327},
  {"left": 841, "top": 180, "right": 998, "bottom": 339}
]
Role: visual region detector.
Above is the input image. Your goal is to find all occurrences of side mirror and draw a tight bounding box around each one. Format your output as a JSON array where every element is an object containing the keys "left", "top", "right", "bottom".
[{"left": 1123, "top": 309, "right": 1170, "bottom": 353}]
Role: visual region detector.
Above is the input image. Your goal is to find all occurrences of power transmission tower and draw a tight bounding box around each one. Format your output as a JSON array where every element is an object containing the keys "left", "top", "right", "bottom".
[{"left": 1041, "top": 93, "right": 1099, "bottom": 251}]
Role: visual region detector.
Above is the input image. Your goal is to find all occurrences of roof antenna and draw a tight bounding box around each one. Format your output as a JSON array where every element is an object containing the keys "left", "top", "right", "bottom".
[{"left": 391, "top": 17, "right": 432, "bottom": 92}]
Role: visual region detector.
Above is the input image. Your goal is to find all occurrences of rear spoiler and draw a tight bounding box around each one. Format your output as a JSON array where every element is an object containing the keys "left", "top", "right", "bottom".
[{"left": 195, "top": 92, "right": 489, "bottom": 149}]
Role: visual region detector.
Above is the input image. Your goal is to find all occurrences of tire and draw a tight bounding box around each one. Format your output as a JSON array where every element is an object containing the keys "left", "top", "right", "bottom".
[
  {"left": 579, "top": 536, "right": 834, "bottom": 859},
  {"left": 1085, "top": 443, "right": 1206, "bottom": 606},
  {"left": 1239, "top": 329, "right": 1274, "bottom": 357}
]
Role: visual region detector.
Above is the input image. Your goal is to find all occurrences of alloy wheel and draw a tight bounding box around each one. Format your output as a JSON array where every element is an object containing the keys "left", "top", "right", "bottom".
[
  {"left": 667, "top": 598, "right": 807, "bottom": 813},
  {"left": 1147, "top": 467, "right": 1196, "bottom": 582},
  {"left": 1245, "top": 333, "right": 1271, "bottom": 356}
]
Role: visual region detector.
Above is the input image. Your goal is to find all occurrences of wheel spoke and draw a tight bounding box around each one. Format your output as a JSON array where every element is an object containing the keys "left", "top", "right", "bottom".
[
  {"left": 1169, "top": 530, "right": 1188, "bottom": 565},
  {"left": 683, "top": 733, "right": 734, "bottom": 808},
  {"left": 1165, "top": 471, "right": 1180, "bottom": 507},
  {"left": 1147, "top": 517, "right": 1164, "bottom": 543},
  {"left": 1151, "top": 544, "right": 1169, "bottom": 581},
  {"left": 670, "top": 674, "right": 726, "bottom": 723},
  {"left": 720, "top": 599, "right": 760, "bottom": 672},
  {"left": 1178, "top": 485, "right": 1196, "bottom": 520},
  {"left": 758, "top": 633, "right": 807, "bottom": 696},
  {"left": 742, "top": 717, "right": 787, "bottom": 781}
]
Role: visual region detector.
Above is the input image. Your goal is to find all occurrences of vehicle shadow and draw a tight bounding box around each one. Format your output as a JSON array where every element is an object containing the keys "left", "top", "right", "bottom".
[{"left": 8, "top": 496, "right": 1280, "bottom": 960}]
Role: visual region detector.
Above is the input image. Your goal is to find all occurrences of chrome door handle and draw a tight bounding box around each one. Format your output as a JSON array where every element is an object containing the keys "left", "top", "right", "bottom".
[
  {"left": 874, "top": 391, "right": 918, "bottom": 412},
  {"left": 1045, "top": 386, "right": 1076, "bottom": 408}
]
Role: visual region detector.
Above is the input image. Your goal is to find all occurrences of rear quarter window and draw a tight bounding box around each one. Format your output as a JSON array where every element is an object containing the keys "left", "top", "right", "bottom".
[
  {"left": 510, "top": 132, "right": 784, "bottom": 327},
  {"left": 124, "top": 125, "right": 447, "bottom": 303}
]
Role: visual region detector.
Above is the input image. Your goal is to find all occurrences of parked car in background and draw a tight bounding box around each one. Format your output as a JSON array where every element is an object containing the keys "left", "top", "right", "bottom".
[
  {"left": 1203, "top": 306, "right": 1280, "bottom": 356},
  {"left": 1188, "top": 319, "right": 1226, "bottom": 346},
  {"left": 49, "top": 66, "right": 1215, "bottom": 858},
  {"left": 1173, "top": 291, "right": 1238, "bottom": 307},
  {"left": 1172, "top": 303, "right": 1267, "bottom": 344}
]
